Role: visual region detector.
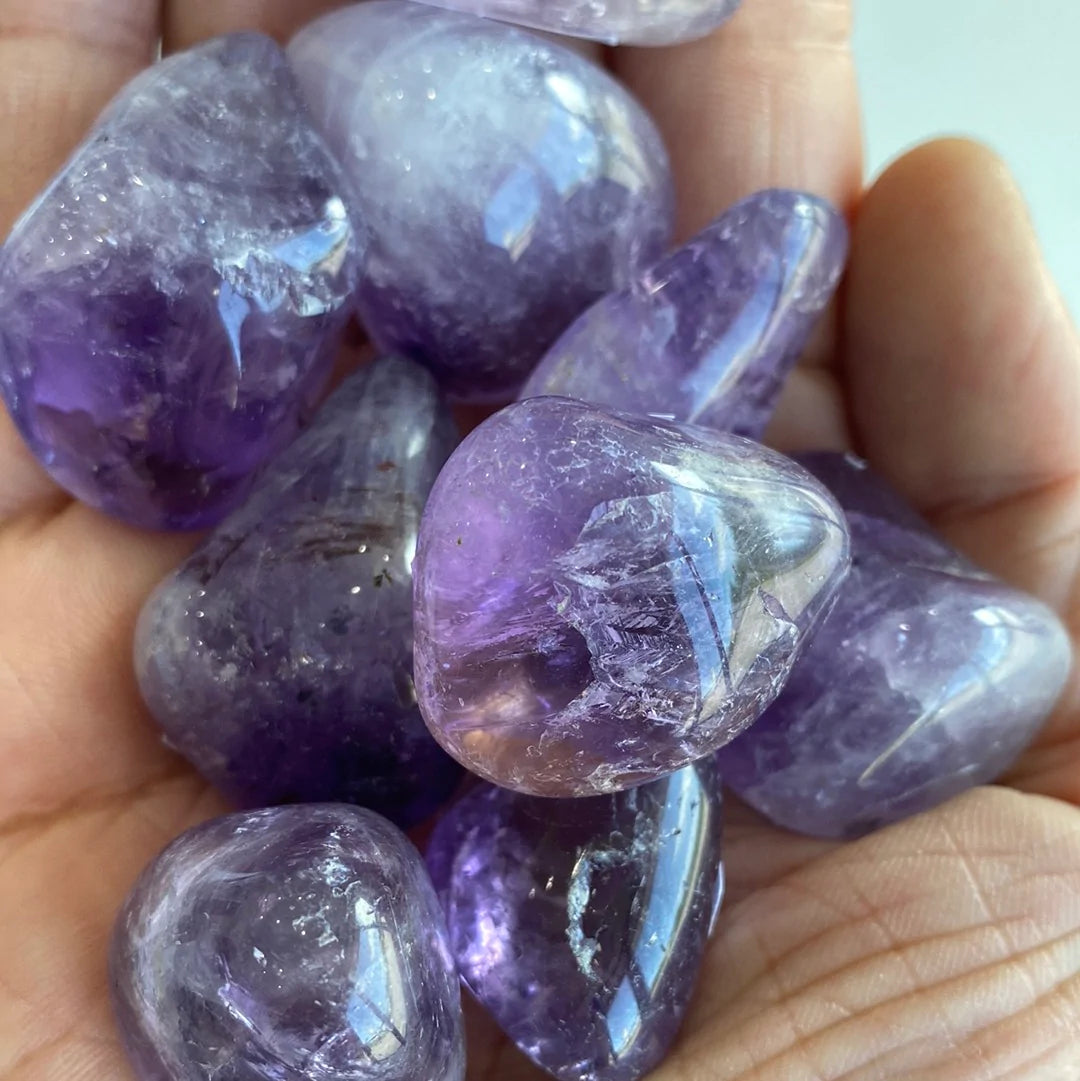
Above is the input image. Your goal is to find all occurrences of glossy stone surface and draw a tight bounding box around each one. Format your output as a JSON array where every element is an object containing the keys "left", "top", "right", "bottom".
[
  {"left": 111, "top": 806, "right": 465, "bottom": 1081},
  {"left": 289, "top": 2, "right": 673, "bottom": 402},
  {"left": 413, "top": 396, "right": 850, "bottom": 796},
  {"left": 523, "top": 190, "right": 847, "bottom": 440},
  {"left": 427, "top": 761, "right": 723, "bottom": 1081},
  {"left": 135, "top": 358, "right": 461, "bottom": 828},
  {"left": 408, "top": 0, "right": 741, "bottom": 44},
  {"left": 0, "top": 34, "right": 362, "bottom": 530},
  {"left": 717, "top": 453, "right": 1074, "bottom": 839}
]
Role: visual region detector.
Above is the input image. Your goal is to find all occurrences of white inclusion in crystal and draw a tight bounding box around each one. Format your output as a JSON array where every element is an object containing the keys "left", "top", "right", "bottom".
[
  {"left": 631, "top": 768, "right": 704, "bottom": 991},
  {"left": 605, "top": 976, "right": 642, "bottom": 1058},
  {"left": 484, "top": 166, "right": 542, "bottom": 260},
  {"left": 565, "top": 851, "right": 600, "bottom": 976},
  {"left": 346, "top": 896, "right": 408, "bottom": 1061}
]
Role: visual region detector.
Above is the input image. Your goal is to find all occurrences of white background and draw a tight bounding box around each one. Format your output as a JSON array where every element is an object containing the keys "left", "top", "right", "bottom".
[{"left": 854, "top": 0, "right": 1078, "bottom": 319}]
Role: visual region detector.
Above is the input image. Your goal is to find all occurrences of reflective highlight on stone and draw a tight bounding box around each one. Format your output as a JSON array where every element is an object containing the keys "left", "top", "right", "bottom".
[
  {"left": 718, "top": 453, "right": 1074, "bottom": 839},
  {"left": 135, "top": 358, "right": 461, "bottom": 828},
  {"left": 427, "top": 761, "right": 723, "bottom": 1081},
  {"left": 413, "top": 397, "right": 850, "bottom": 796},
  {"left": 111, "top": 806, "right": 466, "bottom": 1081},
  {"left": 409, "top": 0, "right": 741, "bottom": 44},
  {"left": 289, "top": 2, "right": 674, "bottom": 401},
  {"left": 0, "top": 34, "right": 362, "bottom": 529},
  {"left": 523, "top": 190, "right": 847, "bottom": 440}
]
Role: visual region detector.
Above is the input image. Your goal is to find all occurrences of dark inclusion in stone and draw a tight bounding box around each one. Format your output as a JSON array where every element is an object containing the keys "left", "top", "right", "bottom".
[
  {"left": 136, "top": 357, "right": 461, "bottom": 828},
  {"left": 111, "top": 805, "right": 466, "bottom": 1081},
  {"left": 718, "top": 452, "right": 1074, "bottom": 838},
  {"left": 0, "top": 33, "right": 363, "bottom": 529},
  {"left": 427, "top": 760, "right": 723, "bottom": 1081}
]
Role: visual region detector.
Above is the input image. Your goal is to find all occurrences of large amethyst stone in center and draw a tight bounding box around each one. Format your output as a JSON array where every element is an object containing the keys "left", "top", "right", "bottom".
[{"left": 413, "top": 396, "right": 850, "bottom": 796}]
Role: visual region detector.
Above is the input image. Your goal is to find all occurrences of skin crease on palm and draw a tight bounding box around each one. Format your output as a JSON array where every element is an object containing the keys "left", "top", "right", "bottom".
[{"left": 2, "top": 0, "right": 1080, "bottom": 1078}]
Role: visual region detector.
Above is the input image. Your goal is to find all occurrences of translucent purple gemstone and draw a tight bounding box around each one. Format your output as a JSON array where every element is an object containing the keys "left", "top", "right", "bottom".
[
  {"left": 413, "top": 396, "right": 850, "bottom": 796},
  {"left": 288, "top": 2, "right": 674, "bottom": 402},
  {"left": 717, "top": 453, "right": 1074, "bottom": 839},
  {"left": 406, "top": 0, "right": 741, "bottom": 45},
  {"left": 523, "top": 190, "right": 848, "bottom": 440},
  {"left": 427, "top": 761, "right": 723, "bottom": 1081},
  {"left": 0, "top": 34, "right": 363, "bottom": 530},
  {"left": 111, "top": 806, "right": 466, "bottom": 1081},
  {"left": 135, "top": 358, "right": 461, "bottom": 828}
]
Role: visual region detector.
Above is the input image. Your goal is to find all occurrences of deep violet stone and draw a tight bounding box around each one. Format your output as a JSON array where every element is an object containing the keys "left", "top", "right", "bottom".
[
  {"left": 523, "top": 190, "right": 848, "bottom": 440},
  {"left": 111, "top": 806, "right": 465, "bottom": 1081},
  {"left": 427, "top": 761, "right": 723, "bottom": 1081},
  {"left": 407, "top": 0, "right": 742, "bottom": 45},
  {"left": 0, "top": 34, "right": 363, "bottom": 530},
  {"left": 288, "top": 2, "right": 674, "bottom": 402},
  {"left": 135, "top": 358, "right": 461, "bottom": 828},
  {"left": 413, "top": 396, "right": 850, "bottom": 797},
  {"left": 717, "top": 453, "right": 1074, "bottom": 839}
]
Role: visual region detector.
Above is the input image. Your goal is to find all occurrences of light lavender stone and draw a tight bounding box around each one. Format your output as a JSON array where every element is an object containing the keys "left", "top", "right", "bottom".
[
  {"left": 717, "top": 453, "right": 1074, "bottom": 838},
  {"left": 288, "top": 2, "right": 674, "bottom": 401},
  {"left": 406, "top": 0, "right": 742, "bottom": 45},
  {"left": 522, "top": 190, "right": 848, "bottom": 440}
]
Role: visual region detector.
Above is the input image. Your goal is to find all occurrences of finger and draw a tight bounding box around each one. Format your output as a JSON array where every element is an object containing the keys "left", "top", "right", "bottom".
[
  {"left": 163, "top": 0, "right": 346, "bottom": 51},
  {"left": 844, "top": 139, "right": 1080, "bottom": 608},
  {"left": 612, "top": 0, "right": 861, "bottom": 241},
  {"left": 668, "top": 789, "right": 1080, "bottom": 1080},
  {"left": 0, "top": 505, "right": 197, "bottom": 823},
  {"left": 0, "top": 0, "right": 161, "bottom": 522}
]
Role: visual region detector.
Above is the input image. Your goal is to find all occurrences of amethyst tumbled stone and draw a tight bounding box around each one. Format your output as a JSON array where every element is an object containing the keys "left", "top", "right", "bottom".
[
  {"left": 135, "top": 358, "right": 461, "bottom": 828},
  {"left": 111, "top": 806, "right": 466, "bottom": 1081},
  {"left": 413, "top": 396, "right": 850, "bottom": 796},
  {"left": 288, "top": 2, "right": 674, "bottom": 401},
  {"left": 0, "top": 34, "right": 363, "bottom": 529},
  {"left": 717, "top": 453, "right": 1073, "bottom": 839},
  {"left": 523, "top": 190, "right": 848, "bottom": 440},
  {"left": 427, "top": 761, "right": 723, "bottom": 1081},
  {"left": 407, "top": 0, "right": 742, "bottom": 45}
]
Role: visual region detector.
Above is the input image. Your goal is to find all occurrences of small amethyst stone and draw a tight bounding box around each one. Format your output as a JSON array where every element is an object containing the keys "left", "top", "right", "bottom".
[
  {"left": 407, "top": 0, "right": 742, "bottom": 44},
  {"left": 413, "top": 396, "right": 850, "bottom": 796},
  {"left": 135, "top": 358, "right": 461, "bottom": 828},
  {"left": 427, "top": 761, "right": 723, "bottom": 1081},
  {"left": 523, "top": 190, "right": 848, "bottom": 440},
  {"left": 288, "top": 2, "right": 674, "bottom": 401},
  {"left": 0, "top": 34, "right": 362, "bottom": 530},
  {"left": 717, "top": 453, "right": 1074, "bottom": 839},
  {"left": 111, "top": 806, "right": 465, "bottom": 1081}
]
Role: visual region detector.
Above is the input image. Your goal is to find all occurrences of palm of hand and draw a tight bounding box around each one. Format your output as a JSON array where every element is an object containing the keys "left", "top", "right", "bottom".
[{"left": 2, "top": 2, "right": 1080, "bottom": 1080}]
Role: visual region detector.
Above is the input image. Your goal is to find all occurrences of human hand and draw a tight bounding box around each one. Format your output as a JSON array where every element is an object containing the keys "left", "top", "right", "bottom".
[{"left": 2, "top": 1, "right": 1079, "bottom": 1079}]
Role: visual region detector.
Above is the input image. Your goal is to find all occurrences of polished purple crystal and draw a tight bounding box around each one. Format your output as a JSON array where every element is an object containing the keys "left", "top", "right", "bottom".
[
  {"left": 413, "top": 396, "right": 850, "bottom": 796},
  {"left": 717, "top": 453, "right": 1074, "bottom": 839},
  {"left": 408, "top": 0, "right": 741, "bottom": 45},
  {"left": 111, "top": 806, "right": 465, "bottom": 1081},
  {"left": 522, "top": 190, "right": 847, "bottom": 440},
  {"left": 0, "top": 34, "right": 363, "bottom": 529},
  {"left": 427, "top": 761, "right": 723, "bottom": 1081},
  {"left": 288, "top": 2, "right": 674, "bottom": 402},
  {"left": 135, "top": 358, "right": 461, "bottom": 828}
]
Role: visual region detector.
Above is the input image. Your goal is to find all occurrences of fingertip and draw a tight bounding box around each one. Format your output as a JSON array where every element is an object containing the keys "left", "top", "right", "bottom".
[{"left": 844, "top": 136, "right": 1080, "bottom": 516}]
